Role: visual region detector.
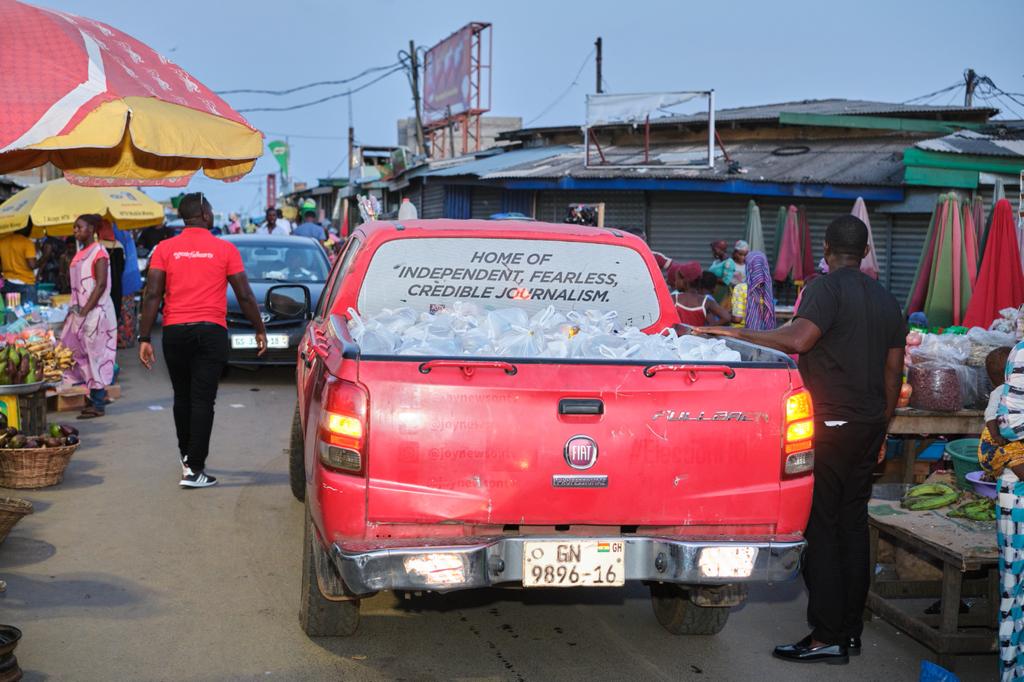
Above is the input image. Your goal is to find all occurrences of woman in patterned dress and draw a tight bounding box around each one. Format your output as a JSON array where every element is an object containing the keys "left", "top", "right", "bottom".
[
  {"left": 979, "top": 343, "right": 1024, "bottom": 681},
  {"left": 60, "top": 214, "right": 118, "bottom": 419}
]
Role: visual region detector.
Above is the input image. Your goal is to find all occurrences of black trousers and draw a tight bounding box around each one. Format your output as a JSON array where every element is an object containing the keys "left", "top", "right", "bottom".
[
  {"left": 804, "top": 420, "right": 888, "bottom": 645},
  {"left": 162, "top": 323, "right": 229, "bottom": 472}
]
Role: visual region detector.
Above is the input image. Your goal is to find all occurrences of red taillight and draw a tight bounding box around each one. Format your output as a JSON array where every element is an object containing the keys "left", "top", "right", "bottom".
[
  {"left": 318, "top": 379, "right": 368, "bottom": 475},
  {"left": 782, "top": 389, "right": 814, "bottom": 475}
]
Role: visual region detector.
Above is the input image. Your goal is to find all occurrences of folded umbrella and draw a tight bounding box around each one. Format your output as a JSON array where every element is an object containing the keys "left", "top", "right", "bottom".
[
  {"left": 907, "top": 196, "right": 944, "bottom": 314},
  {"left": 0, "top": 178, "right": 164, "bottom": 237},
  {"left": 798, "top": 206, "right": 814, "bottom": 280},
  {"left": 771, "top": 206, "right": 787, "bottom": 261},
  {"left": 0, "top": 0, "right": 263, "bottom": 186},
  {"left": 851, "top": 197, "right": 879, "bottom": 279},
  {"left": 744, "top": 200, "right": 765, "bottom": 254},
  {"left": 773, "top": 206, "right": 803, "bottom": 282},
  {"left": 960, "top": 204, "right": 978, "bottom": 288},
  {"left": 963, "top": 199, "right": 1024, "bottom": 328}
]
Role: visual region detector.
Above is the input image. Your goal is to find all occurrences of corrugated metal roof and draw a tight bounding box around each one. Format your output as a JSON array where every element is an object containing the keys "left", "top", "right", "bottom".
[
  {"left": 478, "top": 138, "right": 908, "bottom": 187},
  {"left": 502, "top": 99, "right": 998, "bottom": 138},
  {"left": 915, "top": 124, "right": 1024, "bottom": 158},
  {"left": 407, "top": 145, "right": 576, "bottom": 179},
  {"left": 659, "top": 98, "right": 997, "bottom": 125}
]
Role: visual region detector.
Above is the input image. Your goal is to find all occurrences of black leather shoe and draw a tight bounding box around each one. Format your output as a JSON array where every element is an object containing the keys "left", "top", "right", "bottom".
[
  {"left": 773, "top": 635, "right": 849, "bottom": 665},
  {"left": 848, "top": 637, "right": 861, "bottom": 656}
]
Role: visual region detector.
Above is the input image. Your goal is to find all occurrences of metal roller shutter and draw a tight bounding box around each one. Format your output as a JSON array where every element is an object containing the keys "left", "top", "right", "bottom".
[
  {"left": 647, "top": 195, "right": 747, "bottom": 267},
  {"left": 422, "top": 183, "right": 445, "bottom": 218},
  {"left": 502, "top": 190, "right": 533, "bottom": 216},
  {"left": 648, "top": 193, "right": 900, "bottom": 293},
  {"left": 536, "top": 191, "right": 645, "bottom": 234},
  {"left": 471, "top": 186, "right": 503, "bottom": 219}
]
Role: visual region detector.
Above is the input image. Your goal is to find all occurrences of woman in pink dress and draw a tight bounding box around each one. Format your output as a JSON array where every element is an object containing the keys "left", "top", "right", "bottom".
[{"left": 61, "top": 214, "right": 118, "bottom": 419}]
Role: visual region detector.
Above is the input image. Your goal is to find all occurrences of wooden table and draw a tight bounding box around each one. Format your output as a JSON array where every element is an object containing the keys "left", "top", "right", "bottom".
[
  {"left": 888, "top": 408, "right": 986, "bottom": 483},
  {"left": 867, "top": 499, "right": 998, "bottom": 670}
]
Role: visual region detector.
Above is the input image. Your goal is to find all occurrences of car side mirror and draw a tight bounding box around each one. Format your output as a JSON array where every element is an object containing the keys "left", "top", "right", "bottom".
[{"left": 266, "top": 284, "right": 312, "bottom": 320}]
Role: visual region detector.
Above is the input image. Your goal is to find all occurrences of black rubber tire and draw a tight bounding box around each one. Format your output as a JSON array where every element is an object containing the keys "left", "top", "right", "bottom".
[
  {"left": 650, "top": 584, "right": 729, "bottom": 635},
  {"left": 299, "top": 506, "right": 360, "bottom": 637},
  {"left": 289, "top": 405, "right": 305, "bottom": 502}
]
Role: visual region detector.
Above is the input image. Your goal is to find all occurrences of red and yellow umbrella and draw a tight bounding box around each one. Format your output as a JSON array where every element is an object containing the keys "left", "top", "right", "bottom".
[{"left": 0, "top": 0, "right": 263, "bottom": 187}]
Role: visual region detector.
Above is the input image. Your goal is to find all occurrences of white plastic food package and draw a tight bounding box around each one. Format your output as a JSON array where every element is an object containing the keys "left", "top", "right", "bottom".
[{"left": 348, "top": 306, "right": 745, "bottom": 363}]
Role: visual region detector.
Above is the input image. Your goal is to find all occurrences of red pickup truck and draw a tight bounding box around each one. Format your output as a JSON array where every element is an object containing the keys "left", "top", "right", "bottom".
[{"left": 288, "top": 218, "right": 814, "bottom": 638}]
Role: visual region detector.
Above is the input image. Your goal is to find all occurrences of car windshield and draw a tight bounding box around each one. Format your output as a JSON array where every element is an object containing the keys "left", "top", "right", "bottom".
[{"left": 235, "top": 243, "right": 329, "bottom": 283}]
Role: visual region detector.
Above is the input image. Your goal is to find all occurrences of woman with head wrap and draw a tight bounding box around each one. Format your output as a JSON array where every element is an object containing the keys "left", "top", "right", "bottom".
[
  {"left": 736, "top": 251, "right": 776, "bottom": 330},
  {"left": 668, "top": 261, "right": 738, "bottom": 327}
]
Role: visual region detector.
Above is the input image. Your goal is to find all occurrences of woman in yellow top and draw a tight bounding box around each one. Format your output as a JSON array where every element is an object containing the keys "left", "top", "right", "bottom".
[{"left": 0, "top": 226, "right": 38, "bottom": 304}]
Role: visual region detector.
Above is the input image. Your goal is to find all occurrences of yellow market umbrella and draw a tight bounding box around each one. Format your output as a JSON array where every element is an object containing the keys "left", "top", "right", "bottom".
[
  {"left": 0, "top": 178, "right": 165, "bottom": 237},
  {"left": 0, "top": 1, "right": 262, "bottom": 187}
]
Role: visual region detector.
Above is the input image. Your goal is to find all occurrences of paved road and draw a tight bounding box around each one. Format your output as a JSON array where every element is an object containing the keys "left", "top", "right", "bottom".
[{"left": 0, "top": 343, "right": 996, "bottom": 680}]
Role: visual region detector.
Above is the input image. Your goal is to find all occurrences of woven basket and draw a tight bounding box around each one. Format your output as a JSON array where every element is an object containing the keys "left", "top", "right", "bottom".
[
  {"left": 0, "top": 497, "right": 32, "bottom": 544},
  {"left": 0, "top": 444, "right": 79, "bottom": 489}
]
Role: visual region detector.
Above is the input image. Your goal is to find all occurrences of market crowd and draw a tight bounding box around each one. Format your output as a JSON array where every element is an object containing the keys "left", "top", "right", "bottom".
[{"left": 0, "top": 198, "right": 342, "bottom": 422}]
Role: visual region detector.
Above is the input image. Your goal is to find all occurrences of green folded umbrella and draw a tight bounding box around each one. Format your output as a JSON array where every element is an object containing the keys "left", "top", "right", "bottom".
[
  {"left": 922, "top": 193, "right": 974, "bottom": 327},
  {"left": 744, "top": 200, "right": 765, "bottom": 254}
]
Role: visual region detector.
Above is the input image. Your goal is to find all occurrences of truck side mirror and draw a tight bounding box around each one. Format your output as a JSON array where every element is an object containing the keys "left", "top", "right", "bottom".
[{"left": 266, "top": 284, "right": 312, "bottom": 320}]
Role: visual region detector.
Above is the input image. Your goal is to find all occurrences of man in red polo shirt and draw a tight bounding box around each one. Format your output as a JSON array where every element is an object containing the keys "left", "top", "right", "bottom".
[{"left": 138, "top": 193, "right": 267, "bottom": 488}]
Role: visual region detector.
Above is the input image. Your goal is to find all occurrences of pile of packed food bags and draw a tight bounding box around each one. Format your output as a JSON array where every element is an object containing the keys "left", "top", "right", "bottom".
[{"left": 347, "top": 303, "right": 742, "bottom": 362}]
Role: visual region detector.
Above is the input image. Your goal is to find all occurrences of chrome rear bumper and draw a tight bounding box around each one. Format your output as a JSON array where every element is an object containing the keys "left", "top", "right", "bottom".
[{"left": 331, "top": 535, "right": 805, "bottom": 595}]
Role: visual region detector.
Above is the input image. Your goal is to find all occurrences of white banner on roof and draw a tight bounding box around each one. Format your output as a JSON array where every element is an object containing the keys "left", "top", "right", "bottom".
[{"left": 586, "top": 92, "right": 704, "bottom": 126}]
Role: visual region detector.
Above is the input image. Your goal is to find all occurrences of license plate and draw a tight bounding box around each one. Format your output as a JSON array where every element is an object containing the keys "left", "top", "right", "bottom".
[
  {"left": 231, "top": 334, "right": 289, "bottom": 349},
  {"left": 698, "top": 546, "right": 757, "bottom": 578},
  {"left": 522, "top": 540, "right": 625, "bottom": 587}
]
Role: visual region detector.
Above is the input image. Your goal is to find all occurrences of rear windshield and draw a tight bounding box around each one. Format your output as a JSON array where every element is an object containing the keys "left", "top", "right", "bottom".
[
  {"left": 356, "top": 237, "right": 661, "bottom": 328},
  {"left": 236, "top": 242, "right": 329, "bottom": 283}
]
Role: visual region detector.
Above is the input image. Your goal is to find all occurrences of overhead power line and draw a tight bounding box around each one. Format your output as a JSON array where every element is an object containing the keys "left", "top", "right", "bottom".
[
  {"left": 526, "top": 48, "right": 596, "bottom": 127},
  {"left": 216, "top": 62, "right": 402, "bottom": 96},
  {"left": 902, "top": 81, "right": 963, "bottom": 104},
  {"left": 236, "top": 66, "right": 405, "bottom": 113}
]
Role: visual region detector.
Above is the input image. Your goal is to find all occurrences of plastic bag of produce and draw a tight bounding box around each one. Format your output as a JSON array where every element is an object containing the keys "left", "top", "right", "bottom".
[
  {"left": 907, "top": 362, "right": 966, "bottom": 412},
  {"left": 966, "top": 326, "right": 1016, "bottom": 349},
  {"left": 909, "top": 333, "right": 970, "bottom": 366}
]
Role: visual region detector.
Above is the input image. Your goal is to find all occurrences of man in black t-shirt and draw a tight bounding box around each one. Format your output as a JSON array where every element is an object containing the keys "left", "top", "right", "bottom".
[{"left": 702, "top": 215, "right": 906, "bottom": 665}]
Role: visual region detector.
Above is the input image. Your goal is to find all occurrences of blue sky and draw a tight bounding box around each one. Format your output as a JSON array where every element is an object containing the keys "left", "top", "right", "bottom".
[{"left": 47, "top": 0, "right": 1024, "bottom": 216}]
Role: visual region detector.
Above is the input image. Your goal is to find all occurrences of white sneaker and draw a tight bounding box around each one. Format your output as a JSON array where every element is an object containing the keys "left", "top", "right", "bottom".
[{"left": 180, "top": 468, "right": 217, "bottom": 488}]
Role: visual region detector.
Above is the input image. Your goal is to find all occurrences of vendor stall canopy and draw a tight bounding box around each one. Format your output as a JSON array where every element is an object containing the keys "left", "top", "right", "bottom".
[
  {"left": 0, "top": 178, "right": 164, "bottom": 237},
  {"left": 0, "top": 0, "right": 263, "bottom": 187}
]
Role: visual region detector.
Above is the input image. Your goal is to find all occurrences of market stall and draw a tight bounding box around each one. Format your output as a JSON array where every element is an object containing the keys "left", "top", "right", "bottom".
[{"left": 868, "top": 491, "right": 998, "bottom": 670}]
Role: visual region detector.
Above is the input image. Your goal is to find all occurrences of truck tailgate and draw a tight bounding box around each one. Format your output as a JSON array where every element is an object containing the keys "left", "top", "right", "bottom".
[{"left": 360, "top": 359, "right": 793, "bottom": 527}]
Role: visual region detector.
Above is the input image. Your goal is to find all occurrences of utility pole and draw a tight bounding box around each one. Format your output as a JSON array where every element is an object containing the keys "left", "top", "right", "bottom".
[
  {"left": 964, "top": 68, "right": 977, "bottom": 107},
  {"left": 595, "top": 37, "right": 603, "bottom": 94},
  {"left": 408, "top": 40, "right": 426, "bottom": 156},
  {"left": 347, "top": 94, "right": 356, "bottom": 180}
]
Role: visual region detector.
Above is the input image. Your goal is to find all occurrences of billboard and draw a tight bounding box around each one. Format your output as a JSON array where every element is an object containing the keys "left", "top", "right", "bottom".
[{"left": 423, "top": 25, "right": 473, "bottom": 123}]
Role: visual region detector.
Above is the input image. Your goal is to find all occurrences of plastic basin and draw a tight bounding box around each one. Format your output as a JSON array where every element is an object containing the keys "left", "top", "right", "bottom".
[
  {"left": 946, "top": 438, "right": 982, "bottom": 490},
  {"left": 965, "top": 471, "right": 997, "bottom": 500}
]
